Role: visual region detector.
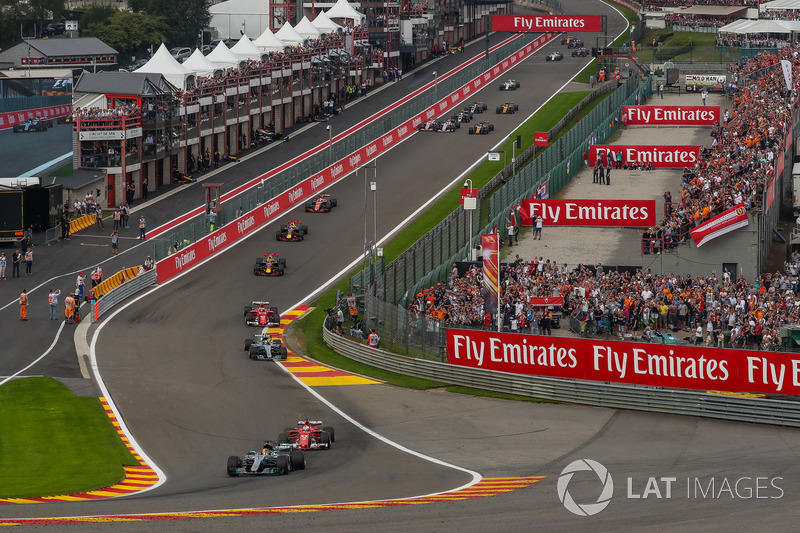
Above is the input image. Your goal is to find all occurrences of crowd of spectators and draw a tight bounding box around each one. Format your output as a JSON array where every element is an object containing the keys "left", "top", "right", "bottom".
[
  {"left": 645, "top": 0, "right": 758, "bottom": 8},
  {"left": 411, "top": 253, "right": 800, "bottom": 350},
  {"left": 715, "top": 34, "right": 791, "bottom": 48},
  {"left": 759, "top": 9, "right": 800, "bottom": 21},
  {"left": 641, "top": 43, "right": 799, "bottom": 253},
  {"left": 665, "top": 13, "right": 725, "bottom": 30},
  {"left": 74, "top": 103, "right": 140, "bottom": 120}
]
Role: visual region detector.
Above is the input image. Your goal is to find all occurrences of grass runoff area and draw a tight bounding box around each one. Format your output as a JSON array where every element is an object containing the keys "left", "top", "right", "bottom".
[
  {"left": 293, "top": 84, "right": 610, "bottom": 393},
  {"left": 0, "top": 377, "right": 138, "bottom": 499}
]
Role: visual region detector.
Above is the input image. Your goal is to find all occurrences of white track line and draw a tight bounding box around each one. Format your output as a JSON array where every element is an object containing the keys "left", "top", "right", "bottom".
[{"left": 0, "top": 321, "right": 65, "bottom": 386}]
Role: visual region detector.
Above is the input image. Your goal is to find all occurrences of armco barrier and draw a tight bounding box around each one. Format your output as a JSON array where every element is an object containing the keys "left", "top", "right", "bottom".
[
  {"left": 94, "top": 268, "right": 157, "bottom": 321},
  {"left": 155, "top": 33, "right": 559, "bottom": 283},
  {"left": 0, "top": 104, "right": 71, "bottom": 130},
  {"left": 322, "top": 326, "right": 800, "bottom": 427}
]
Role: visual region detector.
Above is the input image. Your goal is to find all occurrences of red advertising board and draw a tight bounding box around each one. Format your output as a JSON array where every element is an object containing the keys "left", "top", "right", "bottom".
[
  {"left": 0, "top": 105, "right": 71, "bottom": 130},
  {"left": 590, "top": 145, "right": 701, "bottom": 168},
  {"left": 517, "top": 199, "right": 656, "bottom": 227},
  {"left": 530, "top": 297, "right": 563, "bottom": 307},
  {"left": 534, "top": 132, "right": 549, "bottom": 146},
  {"left": 156, "top": 33, "right": 560, "bottom": 282},
  {"left": 460, "top": 188, "right": 478, "bottom": 204},
  {"left": 446, "top": 328, "right": 800, "bottom": 395},
  {"left": 623, "top": 105, "right": 720, "bottom": 126},
  {"left": 690, "top": 202, "right": 748, "bottom": 248},
  {"left": 493, "top": 15, "right": 603, "bottom": 33}
]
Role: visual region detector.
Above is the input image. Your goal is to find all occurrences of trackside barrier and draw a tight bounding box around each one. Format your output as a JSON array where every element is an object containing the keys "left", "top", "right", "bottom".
[
  {"left": 322, "top": 325, "right": 800, "bottom": 427},
  {"left": 69, "top": 214, "right": 96, "bottom": 234},
  {"left": 93, "top": 267, "right": 145, "bottom": 298},
  {"left": 154, "top": 33, "right": 560, "bottom": 283},
  {"left": 93, "top": 267, "right": 157, "bottom": 321}
]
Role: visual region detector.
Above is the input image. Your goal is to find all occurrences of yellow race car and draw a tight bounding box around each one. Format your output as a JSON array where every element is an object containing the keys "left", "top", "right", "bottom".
[
  {"left": 468, "top": 121, "right": 494, "bottom": 135},
  {"left": 496, "top": 102, "right": 519, "bottom": 114}
]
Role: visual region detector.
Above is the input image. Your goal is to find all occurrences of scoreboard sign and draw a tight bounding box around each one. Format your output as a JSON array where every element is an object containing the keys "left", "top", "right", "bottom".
[{"left": 492, "top": 15, "right": 603, "bottom": 33}]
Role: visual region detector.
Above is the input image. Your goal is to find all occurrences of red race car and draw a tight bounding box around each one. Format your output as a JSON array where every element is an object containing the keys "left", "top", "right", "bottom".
[
  {"left": 244, "top": 301, "right": 281, "bottom": 327},
  {"left": 278, "top": 420, "right": 335, "bottom": 450}
]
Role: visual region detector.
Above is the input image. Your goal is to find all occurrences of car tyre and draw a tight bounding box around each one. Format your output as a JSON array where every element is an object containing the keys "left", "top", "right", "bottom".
[
  {"left": 290, "top": 450, "right": 306, "bottom": 470},
  {"left": 277, "top": 455, "right": 289, "bottom": 475},
  {"left": 320, "top": 432, "right": 331, "bottom": 448},
  {"left": 276, "top": 231, "right": 282, "bottom": 241},
  {"left": 227, "top": 456, "right": 240, "bottom": 476},
  {"left": 495, "top": 107, "right": 501, "bottom": 114},
  {"left": 323, "top": 426, "right": 336, "bottom": 442},
  {"left": 468, "top": 127, "right": 474, "bottom": 135},
  {"left": 279, "top": 347, "right": 288, "bottom": 359},
  {"left": 330, "top": 198, "right": 337, "bottom": 207},
  {"left": 244, "top": 339, "right": 253, "bottom": 351}
]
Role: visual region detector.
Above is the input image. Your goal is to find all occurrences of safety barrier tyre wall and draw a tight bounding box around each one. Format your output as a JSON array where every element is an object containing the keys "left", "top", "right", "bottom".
[{"left": 322, "top": 325, "right": 800, "bottom": 428}]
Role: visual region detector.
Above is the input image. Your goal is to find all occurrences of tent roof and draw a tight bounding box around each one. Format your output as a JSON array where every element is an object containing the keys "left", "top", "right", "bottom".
[
  {"left": 312, "top": 11, "right": 343, "bottom": 32},
  {"left": 253, "top": 27, "right": 285, "bottom": 51},
  {"left": 134, "top": 43, "right": 195, "bottom": 89},
  {"left": 761, "top": 0, "right": 800, "bottom": 10},
  {"left": 206, "top": 41, "right": 241, "bottom": 68},
  {"left": 74, "top": 71, "right": 176, "bottom": 96},
  {"left": 676, "top": 5, "right": 748, "bottom": 16},
  {"left": 276, "top": 22, "right": 305, "bottom": 46},
  {"left": 182, "top": 49, "right": 220, "bottom": 77},
  {"left": 295, "top": 16, "right": 321, "bottom": 39},
  {"left": 719, "top": 18, "right": 794, "bottom": 34},
  {"left": 325, "top": 0, "right": 365, "bottom": 23},
  {"left": 230, "top": 34, "right": 263, "bottom": 60},
  {"left": 209, "top": 0, "right": 268, "bottom": 14}
]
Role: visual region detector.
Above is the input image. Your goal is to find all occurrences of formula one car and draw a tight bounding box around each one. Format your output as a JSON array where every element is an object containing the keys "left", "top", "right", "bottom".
[
  {"left": 244, "top": 334, "right": 288, "bottom": 360},
  {"left": 305, "top": 193, "right": 337, "bottom": 213},
  {"left": 56, "top": 115, "right": 73, "bottom": 124},
  {"left": 254, "top": 254, "right": 286, "bottom": 276},
  {"left": 12, "top": 118, "right": 52, "bottom": 132},
  {"left": 463, "top": 102, "right": 488, "bottom": 114},
  {"left": 499, "top": 79, "right": 520, "bottom": 91},
  {"left": 276, "top": 220, "right": 308, "bottom": 241},
  {"left": 496, "top": 102, "right": 519, "bottom": 114},
  {"left": 278, "top": 420, "right": 335, "bottom": 450},
  {"left": 418, "top": 119, "right": 442, "bottom": 132},
  {"left": 567, "top": 39, "right": 584, "bottom": 49},
  {"left": 546, "top": 51, "right": 564, "bottom": 61},
  {"left": 244, "top": 301, "right": 281, "bottom": 327},
  {"left": 561, "top": 36, "right": 576, "bottom": 45},
  {"left": 437, "top": 119, "right": 459, "bottom": 132},
  {"left": 227, "top": 441, "right": 306, "bottom": 476},
  {"left": 451, "top": 111, "right": 472, "bottom": 124},
  {"left": 571, "top": 48, "right": 589, "bottom": 57},
  {"left": 468, "top": 121, "right": 494, "bottom": 135}
]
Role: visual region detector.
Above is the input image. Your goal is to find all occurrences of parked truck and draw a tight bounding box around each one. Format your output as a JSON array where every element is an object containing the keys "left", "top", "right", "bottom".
[{"left": 0, "top": 189, "right": 25, "bottom": 242}]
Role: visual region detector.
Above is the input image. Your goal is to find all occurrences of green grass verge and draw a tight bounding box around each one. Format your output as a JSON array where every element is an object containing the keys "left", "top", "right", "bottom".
[
  {"left": 49, "top": 162, "right": 74, "bottom": 177},
  {"left": 0, "top": 377, "right": 138, "bottom": 498},
  {"left": 293, "top": 88, "right": 605, "bottom": 392}
]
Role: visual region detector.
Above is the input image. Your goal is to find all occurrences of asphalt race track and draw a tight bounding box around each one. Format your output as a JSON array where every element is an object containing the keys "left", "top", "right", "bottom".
[{"left": 2, "top": 2, "right": 800, "bottom": 530}]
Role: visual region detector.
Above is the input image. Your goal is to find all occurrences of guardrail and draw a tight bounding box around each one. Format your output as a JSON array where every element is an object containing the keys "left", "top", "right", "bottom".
[
  {"left": 93, "top": 267, "right": 157, "bottom": 321},
  {"left": 322, "top": 325, "right": 800, "bottom": 427}
]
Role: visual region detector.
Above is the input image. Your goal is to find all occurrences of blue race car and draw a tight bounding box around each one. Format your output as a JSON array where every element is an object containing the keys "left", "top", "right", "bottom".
[{"left": 13, "top": 117, "right": 52, "bottom": 132}]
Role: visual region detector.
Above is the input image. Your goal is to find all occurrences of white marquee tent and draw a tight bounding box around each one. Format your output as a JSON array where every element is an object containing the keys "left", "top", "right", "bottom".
[
  {"left": 276, "top": 21, "right": 305, "bottom": 46},
  {"left": 762, "top": 0, "right": 800, "bottom": 10},
  {"left": 209, "top": 0, "right": 270, "bottom": 39},
  {"left": 182, "top": 49, "right": 221, "bottom": 77},
  {"left": 325, "top": 0, "right": 365, "bottom": 24},
  {"left": 253, "top": 26, "right": 286, "bottom": 52},
  {"left": 135, "top": 43, "right": 195, "bottom": 89},
  {"left": 206, "top": 41, "right": 241, "bottom": 68},
  {"left": 230, "top": 34, "right": 264, "bottom": 60},
  {"left": 312, "top": 11, "right": 343, "bottom": 33},
  {"left": 718, "top": 19, "right": 797, "bottom": 34},
  {"left": 295, "top": 16, "right": 321, "bottom": 39}
]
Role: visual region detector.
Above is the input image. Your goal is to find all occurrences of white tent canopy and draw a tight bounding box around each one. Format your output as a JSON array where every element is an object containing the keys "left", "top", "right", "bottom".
[
  {"left": 206, "top": 41, "right": 241, "bottom": 68},
  {"left": 253, "top": 26, "right": 285, "bottom": 52},
  {"left": 230, "top": 34, "right": 263, "bottom": 60},
  {"left": 276, "top": 21, "right": 305, "bottom": 46},
  {"left": 135, "top": 43, "right": 195, "bottom": 89},
  {"left": 209, "top": 0, "right": 270, "bottom": 39},
  {"left": 295, "top": 16, "right": 321, "bottom": 39},
  {"left": 182, "top": 49, "right": 220, "bottom": 77},
  {"left": 718, "top": 18, "right": 795, "bottom": 34},
  {"left": 762, "top": 0, "right": 800, "bottom": 10},
  {"left": 312, "top": 11, "right": 343, "bottom": 33},
  {"left": 325, "top": 0, "right": 365, "bottom": 24}
]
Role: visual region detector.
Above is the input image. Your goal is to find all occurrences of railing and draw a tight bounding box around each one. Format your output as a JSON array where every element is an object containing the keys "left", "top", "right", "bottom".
[{"left": 322, "top": 324, "right": 800, "bottom": 428}]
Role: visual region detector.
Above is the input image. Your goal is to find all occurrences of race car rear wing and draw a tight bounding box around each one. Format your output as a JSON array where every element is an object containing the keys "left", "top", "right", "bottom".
[
  {"left": 298, "top": 420, "right": 323, "bottom": 426},
  {"left": 251, "top": 301, "right": 271, "bottom": 307}
]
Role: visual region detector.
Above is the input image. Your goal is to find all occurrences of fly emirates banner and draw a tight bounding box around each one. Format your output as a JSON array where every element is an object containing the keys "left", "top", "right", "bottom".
[
  {"left": 447, "top": 329, "right": 800, "bottom": 395},
  {"left": 590, "top": 145, "right": 701, "bottom": 168},
  {"left": 518, "top": 199, "right": 656, "bottom": 227},
  {"left": 623, "top": 105, "right": 720, "bottom": 126}
]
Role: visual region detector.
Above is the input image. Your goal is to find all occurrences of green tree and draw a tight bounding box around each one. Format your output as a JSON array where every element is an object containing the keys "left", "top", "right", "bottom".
[
  {"left": 128, "top": 0, "right": 209, "bottom": 46},
  {"left": 82, "top": 10, "right": 166, "bottom": 55},
  {"left": 77, "top": 3, "right": 118, "bottom": 31},
  {"left": 0, "top": 0, "right": 65, "bottom": 47}
]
